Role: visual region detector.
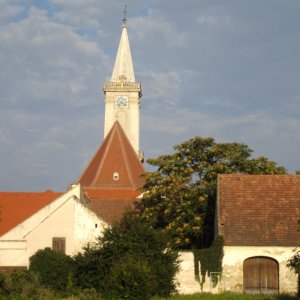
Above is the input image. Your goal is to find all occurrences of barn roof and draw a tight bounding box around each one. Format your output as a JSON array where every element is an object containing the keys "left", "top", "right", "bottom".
[
  {"left": 217, "top": 174, "right": 300, "bottom": 246},
  {"left": 0, "top": 190, "right": 62, "bottom": 237}
]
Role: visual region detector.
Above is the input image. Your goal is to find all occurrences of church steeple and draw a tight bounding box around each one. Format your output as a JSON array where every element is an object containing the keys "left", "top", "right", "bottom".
[
  {"left": 103, "top": 10, "right": 142, "bottom": 157},
  {"left": 111, "top": 5, "right": 135, "bottom": 83}
]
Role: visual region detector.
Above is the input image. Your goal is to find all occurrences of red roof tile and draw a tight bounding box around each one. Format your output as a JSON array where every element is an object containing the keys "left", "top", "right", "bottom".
[
  {"left": 0, "top": 190, "right": 62, "bottom": 237},
  {"left": 77, "top": 121, "right": 145, "bottom": 224},
  {"left": 84, "top": 187, "right": 141, "bottom": 200},
  {"left": 77, "top": 121, "right": 145, "bottom": 189},
  {"left": 217, "top": 174, "right": 300, "bottom": 246},
  {"left": 84, "top": 187, "right": 141, "bottom": 225}
]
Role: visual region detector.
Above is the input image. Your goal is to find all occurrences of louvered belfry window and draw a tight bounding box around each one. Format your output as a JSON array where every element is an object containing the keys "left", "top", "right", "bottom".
[{"left": 52, "top": 237, "right": 66, "bottom": 254}]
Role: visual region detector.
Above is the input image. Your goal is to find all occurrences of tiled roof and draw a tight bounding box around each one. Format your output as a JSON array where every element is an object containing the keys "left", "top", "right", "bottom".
[
  {"left": 0, "top": 190, "right": 62, "bottom": 237},
  {"left": 78, "top": 121, "right": 145, "bottom": 224},
  {"left": 84, "top": 187, "right": 141, "bottom": 200},
  {"left": 84, "top": 187, "right": 141, "bottom": 225},
  {"left": 217, "top": 174, "right": 300, "bottom": 246},
  {"left": 77, "top": 121, "right": 145, "bottom": 189}
]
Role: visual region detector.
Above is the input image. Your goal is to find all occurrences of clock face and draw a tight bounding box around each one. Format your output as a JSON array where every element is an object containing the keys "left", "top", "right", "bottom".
[{"left": 115, "top": 95, "right": 129, "bottom": 108}]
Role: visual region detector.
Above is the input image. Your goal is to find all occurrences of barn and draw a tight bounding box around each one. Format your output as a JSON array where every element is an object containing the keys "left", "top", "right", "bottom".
[{"left": 216, "top": 174, "right": 300, "bottom": 294}]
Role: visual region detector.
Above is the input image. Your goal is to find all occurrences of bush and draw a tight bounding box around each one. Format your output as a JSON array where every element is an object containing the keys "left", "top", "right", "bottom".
[
  {"left": 3, "top": 270, "right": 35, "bottom": 295},
  {"left": 73, "top": 211, "right": 179, "bottom": 298},
  {"left": 106, "top": 254, "right": 154, "bottom": 300},
  {"left": 0, "top": 269, "right": 53, "bottom": 299},
  {"left": 73, "top": 242, "right": 109, "bottom": 292},
  {"left": 29, "top": 247, "right": 74, "bottom": 291}
]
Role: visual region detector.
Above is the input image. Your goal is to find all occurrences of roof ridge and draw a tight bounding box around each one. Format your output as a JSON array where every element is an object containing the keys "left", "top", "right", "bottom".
[
  {"left": 77, "top": 121, "right": 145, "bottom": 189},
  {"left": 90, "top": 124, "right": 115, "bottom": 186},
  {"left": 117, "top": 122, "right": 137, "bottom": 188}
]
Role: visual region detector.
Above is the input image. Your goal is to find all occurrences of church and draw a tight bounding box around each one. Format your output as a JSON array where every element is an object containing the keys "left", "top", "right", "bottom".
[
  {"left": 0, "top": 15, "right": 145, "bottom": 270},
  {"left": 0, "top": 14, "right": 299, "bottom": 296}
]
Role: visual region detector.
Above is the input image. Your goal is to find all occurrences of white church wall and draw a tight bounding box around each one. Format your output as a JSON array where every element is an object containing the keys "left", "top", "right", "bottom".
[{"left": 72, "top": 195, "right": 107, "bottom": 254}]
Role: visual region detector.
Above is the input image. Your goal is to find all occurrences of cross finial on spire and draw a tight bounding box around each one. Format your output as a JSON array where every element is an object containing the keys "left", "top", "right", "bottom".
[{"left": 123, "top": 4, "right": 127, "bottom": 27}]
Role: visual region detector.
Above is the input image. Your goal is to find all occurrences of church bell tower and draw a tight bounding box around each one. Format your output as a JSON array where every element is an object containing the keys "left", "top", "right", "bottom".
[{"left": 103, "top": 10, "right": 142, "bottom": 157}]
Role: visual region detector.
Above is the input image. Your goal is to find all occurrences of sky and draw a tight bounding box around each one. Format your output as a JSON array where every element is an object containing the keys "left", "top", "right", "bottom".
[{"left": 0, "top": 0, "right": 300, "bottom": 192}]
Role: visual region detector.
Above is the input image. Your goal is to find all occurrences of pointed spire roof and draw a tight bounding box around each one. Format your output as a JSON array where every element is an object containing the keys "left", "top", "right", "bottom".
[
  {"left": 77, "top": 121, "right": 145, "bottom": 189},
  {"left": 111, "top": 17, "right": 135, "bottom": 82}
]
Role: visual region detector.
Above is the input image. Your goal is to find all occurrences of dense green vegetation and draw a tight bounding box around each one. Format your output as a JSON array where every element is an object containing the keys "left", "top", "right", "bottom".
[
  {"left": 73, "top": 211, "right": 179, "bottom": 299},
  {"left": 0, "top": 212, "right": 178, "bottom": 300}
]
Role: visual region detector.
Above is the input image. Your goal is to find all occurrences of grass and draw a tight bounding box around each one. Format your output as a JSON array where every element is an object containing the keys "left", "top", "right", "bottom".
[
  {"left": 152, "top": 293, "right": 298, "bottom": 300},
  {"left": 1, "top": 292, "right": 297, "bottom": 300}
]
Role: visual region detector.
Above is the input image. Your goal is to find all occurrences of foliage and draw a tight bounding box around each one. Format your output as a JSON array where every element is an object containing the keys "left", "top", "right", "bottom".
[
  {"left": 0, "top": 269, "right": 55, "bottom": 299},
  {"left": 193, "top": 236, "right": 224, "bottom": 288},
  {"left": 29, "top": 247, "right": 74, "bottom": 292},
  {"left": 106, "top": 254, "right": 154, "bottom": 300},
  {"left": 287, "top": 249, "right": 300, "bottom": 275},
  {"left": 138, "top": 136, "right": 286, "bottom": 249},
  {"left": 73, "top": 211, "right": 179, "bottom": 299},
  {"left": 287, "top": 248, "right": 300, "bottom": 297}
]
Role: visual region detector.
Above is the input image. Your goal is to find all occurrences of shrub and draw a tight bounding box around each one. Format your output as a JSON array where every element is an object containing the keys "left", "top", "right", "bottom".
[
  {"left": 105, "top": 254, "right": 154, "bottom": 300},
  {"left": 73, "top": 244, "right": 107, "bottom": 291},
  {"left": 73, "top": 211, "right": 179, "bottom": 298},
  {"left": 29, "top": 247, "right": 74, "bottom": 291},
  {"left": 0, "top": 269, "right": 52, "bottom": 299}
]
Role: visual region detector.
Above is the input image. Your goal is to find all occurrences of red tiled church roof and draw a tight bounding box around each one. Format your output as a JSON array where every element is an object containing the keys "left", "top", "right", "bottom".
[
  {"left": 0, "top": 190, "right": 62, "bottom": 237},
  {"left": 77, "top": 121, "right": 145, "bottom": 224},
  {"left": 84, "top": 187, "right": 141, "bottom": 224},
  {"left": 77, "top": 121, "right": 145, "bottom": 189},
  {"left": 88, "top": 197, "right": 136, "bottom": 225},
  {"left": 217, "top": 174, "right": 300, "bottom": 246}
]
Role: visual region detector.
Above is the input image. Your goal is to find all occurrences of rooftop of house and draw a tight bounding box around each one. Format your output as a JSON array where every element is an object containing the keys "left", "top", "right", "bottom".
[
  {"left": 0, "top": 190, "right": 63, "bottom": 237},
  {"left": 217, "top": 174, "right": 300, "bottom": 247}
]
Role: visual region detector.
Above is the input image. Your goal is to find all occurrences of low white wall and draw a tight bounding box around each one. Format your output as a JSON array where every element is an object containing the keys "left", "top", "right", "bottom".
[
  {"left": 176, "top": 251, "right": 220, "bottom": 294},
  {"left": 176, "top": 248, "right": 298, "bottom": 295},
  {"left": 222, "top": 246, "right": 298, "bottom": 294}
]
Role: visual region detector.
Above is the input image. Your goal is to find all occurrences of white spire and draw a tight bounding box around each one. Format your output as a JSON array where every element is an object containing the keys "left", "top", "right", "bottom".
[{"left": 110, "top": 15, "right": 135, "bottom": 82}]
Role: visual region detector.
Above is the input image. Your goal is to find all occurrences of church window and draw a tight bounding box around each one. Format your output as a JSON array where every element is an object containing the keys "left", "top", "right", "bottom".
[
  {"left": 113, "top": 172, "right": 120, "bottom": 181},
  {"left": 52, "top": 237, "right": 66, "bottom": 254}
]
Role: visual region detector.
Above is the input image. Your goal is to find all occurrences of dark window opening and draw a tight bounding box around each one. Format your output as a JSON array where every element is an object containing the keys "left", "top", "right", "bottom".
[{"left": 52, "top": 237, "right": 66, "bottom": 254}]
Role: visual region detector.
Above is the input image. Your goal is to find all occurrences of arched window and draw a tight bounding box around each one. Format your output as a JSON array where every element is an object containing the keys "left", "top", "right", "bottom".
[{"left": 243, "top": 256, "right": 279, "bottom": 294}]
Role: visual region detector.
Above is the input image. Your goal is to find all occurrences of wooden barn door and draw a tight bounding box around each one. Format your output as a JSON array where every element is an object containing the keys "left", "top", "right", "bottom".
[{"left": 243, "top": 257, "right": 279, "bottom": 294}]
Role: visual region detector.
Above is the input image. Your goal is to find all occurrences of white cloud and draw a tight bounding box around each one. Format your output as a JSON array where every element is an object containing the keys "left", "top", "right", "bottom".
[
  {"left": 130, "top": 15, "right": 186, "bottom": 47},
  {"left": 1, "top": 1, "right": 300, "bottom": 190},
  {"left": 142, "top": 71, "right": 181, "bottom": 105},
  {"left": 0, "top": 0, "right": 23, "bottom": 23}
]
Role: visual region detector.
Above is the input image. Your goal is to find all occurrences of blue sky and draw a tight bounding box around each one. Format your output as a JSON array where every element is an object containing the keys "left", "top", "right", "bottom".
[{"left": 0, "top": 0, "right": 300, "bottom": 191}]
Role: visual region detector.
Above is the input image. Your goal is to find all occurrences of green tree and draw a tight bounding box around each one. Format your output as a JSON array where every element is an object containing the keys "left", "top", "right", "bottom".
[
  {"left": 73, "top": 211, "right": 179, "bottom": 299},
  {"left": 138, "top": 136, "right": 286, "bottom": 249}
]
